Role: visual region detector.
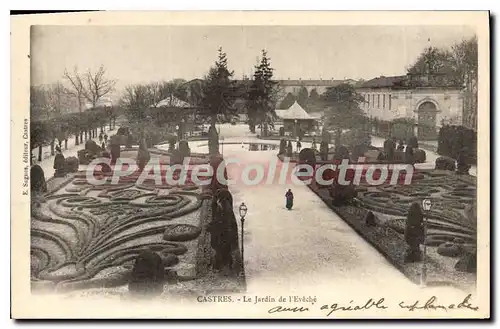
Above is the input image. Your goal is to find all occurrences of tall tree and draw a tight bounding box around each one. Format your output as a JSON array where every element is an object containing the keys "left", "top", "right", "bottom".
[
  {"left": 279, "top": 92, "right": 296, "bottom": 109},
  {"left": 296, "top": 86, "right": 309, "bottom": 109},
  {"left": 63, "top": 67, "right": 86, "bottom": 113},
  {"left": 120, "top": 84, "right": 151, "bottom": 122},
  {"left": 321, "top": 83, "right": 367, "bottom": 146},
  {"left": 30, "top": 85, "right": 49, "bottom": 121},
  {"left": 451, "top": 36, "right": 478, "bottom": 130},
  {"left": 200, "top": 47, "right": 238, "bottom": 128},
  {"left": 407, "top": 36, "right": 478, "bottom": 129},
  {"left": 82, "top": 65, "right": 117, "bottom": 108},
  {"left": 46, "top": 82, "right": 71, "bottom": 116},
  {"left": 246, "top": 50, "right": 279, "bottom": 136}
]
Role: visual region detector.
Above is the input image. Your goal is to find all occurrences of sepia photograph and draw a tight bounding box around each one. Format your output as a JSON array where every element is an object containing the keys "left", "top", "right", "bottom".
[{"left": 10, "top": 11, "right": 490, "bottom": 319}]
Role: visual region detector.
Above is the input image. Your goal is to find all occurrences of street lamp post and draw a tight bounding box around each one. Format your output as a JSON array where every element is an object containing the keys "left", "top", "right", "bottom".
[
  {"left": 239, "top": 202, "right": 248, "bottom": 275},
  {"left": 421, "top": 198, "right": 432, "bottom": 287}
]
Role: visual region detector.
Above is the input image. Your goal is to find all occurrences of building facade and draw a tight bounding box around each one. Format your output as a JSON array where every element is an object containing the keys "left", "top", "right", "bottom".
[
  {"left": 356, "top": 74, "right": 464, "bottom": 138},
  {"left": 278, "top": 79, "right": 357, "bottom": 96}
]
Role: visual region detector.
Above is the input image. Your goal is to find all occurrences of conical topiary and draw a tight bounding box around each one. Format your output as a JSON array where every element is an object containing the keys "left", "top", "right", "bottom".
[{"left": 404, "top": 202, "right": 425, "bottom": 263}]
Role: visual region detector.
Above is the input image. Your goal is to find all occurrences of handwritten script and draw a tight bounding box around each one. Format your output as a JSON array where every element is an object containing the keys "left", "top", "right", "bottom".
[{"left": 266, "top": 294, "right": 478, "bottom": 316}]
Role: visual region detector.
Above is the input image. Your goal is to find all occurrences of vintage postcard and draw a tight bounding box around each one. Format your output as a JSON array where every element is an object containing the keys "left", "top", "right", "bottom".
[{"left": 11, "top": 11, "right": 490, "bottom": 319}]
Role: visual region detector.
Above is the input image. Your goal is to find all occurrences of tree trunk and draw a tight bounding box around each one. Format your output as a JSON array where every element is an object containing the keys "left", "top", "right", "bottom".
[
  {"left": 75, "top": 133, "right": 79, "bottom": 146},
  {"left": 64, "top": 139, "right": 68, "bottom": 150},
  {"left": 101, "top": 126, "right": 104, "bottom": 134},
  {"left": 38, "top": 145, "right": 42, "bottom": 162},
  {"left": 84, "top": 130, "right": 88, "bottom": 140},
  {"left": 80, "top": 131, "right": 84, "bottom": 142}
]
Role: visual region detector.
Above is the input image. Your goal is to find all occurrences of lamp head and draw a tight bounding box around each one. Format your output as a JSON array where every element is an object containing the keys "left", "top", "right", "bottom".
[
  {"left": 422, "top": 199, "right": 432, "bottom": 211},
  {"left": 239, "top": 202, "right": 248, "bottom": 218}
]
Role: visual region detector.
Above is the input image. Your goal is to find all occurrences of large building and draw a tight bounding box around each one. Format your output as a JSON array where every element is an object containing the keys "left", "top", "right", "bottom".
[
  {"left": 356, "top": 74, "right": 464, "bottom": 138},
  {"left": 278, "top": 78, "right": 357, "bottom": 96}
]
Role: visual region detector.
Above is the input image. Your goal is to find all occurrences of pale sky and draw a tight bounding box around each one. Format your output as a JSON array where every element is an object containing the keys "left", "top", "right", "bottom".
[{"left": 31, "top": 25, "right": 476, "bottom": 97}]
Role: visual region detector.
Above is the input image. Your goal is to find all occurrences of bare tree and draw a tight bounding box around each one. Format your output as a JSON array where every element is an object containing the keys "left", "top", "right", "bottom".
[
  {"left": 63, "top": 67, "right": 86, "bottom": 112},
  {"left": 46, "top": 82, "right": 71, "bottom": 116},
  {"left": 82, "top": 65, "right": 117, "bottom": 108}
]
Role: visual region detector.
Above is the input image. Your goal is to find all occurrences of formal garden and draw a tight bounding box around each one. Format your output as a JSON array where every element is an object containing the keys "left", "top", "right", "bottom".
[
  {"left": 276, "top": 123, "right": 478, "bottom": 290},
  {"left": 30, "top": 132, "right": 246, "bottom": 298}
]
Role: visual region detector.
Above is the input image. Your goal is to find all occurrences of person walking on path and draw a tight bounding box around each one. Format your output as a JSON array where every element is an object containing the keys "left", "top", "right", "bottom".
[
  {"left": 99, "top": 132, "right": 103, "bottom": 144},
  {"left": 296, "top": 140, "right": 302, "bottom": 153},
  {"left": 104, "top": 133, "right": 109, "bottom": 145},
  {"left": 311, "top": 138, "right": 317, "bottom": 150},
  {"left": 285, "top": 189, "right": 294, "bottom": 210}
]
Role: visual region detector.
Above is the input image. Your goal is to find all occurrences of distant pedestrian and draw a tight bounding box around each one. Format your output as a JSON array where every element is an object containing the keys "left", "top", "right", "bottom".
[
  {"left": 99, "top": 133, "right": 103, "bottom": 143},
  {"left": 285, "top": 189, "right": 294, "bottom": 210},
  {"left": 104, "top": 133, "right": 108, "bottom": 144},
  {"left": 311, "top": 138, "right": 317, "bottom": 150},
  {"left": 296, "top": 140, "right": 302, "bottom": 152},
  {"left": 101, "top": 142, "right": 106, "bottom": 150}
]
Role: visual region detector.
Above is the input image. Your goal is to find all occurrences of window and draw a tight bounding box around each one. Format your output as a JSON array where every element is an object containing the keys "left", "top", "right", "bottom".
[
  {"left": 389, "top": 94, "right": 392, "bottom": 110},
  {"left": 377, "top": 94, "right": 380, "bottom": 108},
  {"left": 372, "top": 94, "right": 375, "bottom": 106},
  {"left": 383, "top": 94, "right": 386, "bottom": 109},
  {"left": 367, "top": 94, "right": 370, "bottom": 107}
]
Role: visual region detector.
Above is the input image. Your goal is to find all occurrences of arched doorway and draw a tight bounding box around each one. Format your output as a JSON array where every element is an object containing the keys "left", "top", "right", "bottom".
[{"left": 417, "top": 101, "right": 438, "bottom": 140}]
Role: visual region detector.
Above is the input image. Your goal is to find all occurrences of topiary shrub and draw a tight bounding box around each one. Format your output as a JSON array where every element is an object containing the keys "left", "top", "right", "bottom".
[
  {"left": 128, "top": 250, "right": 165, "bottom": 298},
  {"left": 334, "top": 145, "right": 350, "bottom": 161},
  {"left": 413, "top": 148, "right": 426, "bottom": 163},
  {"left": 279, "top": 139, "right": 287, "bottom": 155},
  {"left": 404, "top": 202, "right": 424, "bottom": 263},
  {"left": 53, "top": 153, "right": 67, "bottom": 177},
  {"left": 454, "top": 251, "right": 476, "bottom": 273},
  {"left": 137, "top": 139, "right": 151, "bottom": 171},
  {"left": 330, "top": 183, "right": 357, "bottom": 206},
  {"left": 319, "top": 140, "right": 329, "bottom": 161},
  {"left": 364, "top": 211, "right": 376, "bottom": 227},
  {"left": 407, "top": 136, "right": 419, "bottom": 149},
  {"left": 209, "top": 189, "right": 239, "bottom": 273},
  {"left": 456, "top": 147, "right": 471, "bottom": 175},
  {"left": 286, "top": 141, "right": 293, "bottom": 157},
  {"left": 279, "top": 126, "right": 285, "bottom": 137},
  {"left": 208, "top": 125, "right": 219, "bottom": 155},
  {"left": 437, "top": 242, "right": 464, "bottom": 257},
  {"left": 85, "top": 139, "right": 101, "bottom": 156},
  {"left": 117, "top": 127, "right": 129, "bottom": 136},
  {"left": 178, "top": 140, "right": 191, "bottom": 162},
  {"left": 437, "top": 125, "right": 476, "bottom": 164},
  {"left": 435, "top": 156, "right": 456, "bottom": 171},
  {"left": 65, "top": 156, "right": 79, "bottom": 173},
  {"left": 126, "top": 134, "right": 134, "bottom": 148},
  {"left": 99, "top": 151, "right": 112, "bottom": 173},
  {"left": 109, "top": 140, "right": 121, "bottom": 165},
  {"left": 298, "top": 148, "right": 316, "bottom": 168},
  {"left": 30, "top": 164, "right": 47, "bottom": 194},
  {"left": 383, "top": 138, "right": 396, "bottom": 161},
  {"left": 352, "top": 144, "right": 369, "bottom": 162},
  {"left": 167, "top": 137, "right": 176, "bottom": 153}
]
